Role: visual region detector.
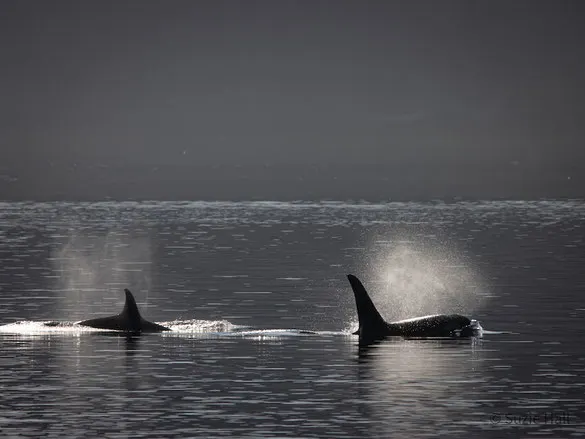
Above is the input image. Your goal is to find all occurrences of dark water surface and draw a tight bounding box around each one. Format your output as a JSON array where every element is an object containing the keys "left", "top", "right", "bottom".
[{"left": 1, "top": 201, "right": 584, "bottom": 438}]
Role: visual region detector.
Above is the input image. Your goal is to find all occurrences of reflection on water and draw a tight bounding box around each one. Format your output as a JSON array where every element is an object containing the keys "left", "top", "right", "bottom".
[
  {"left": 356, "top": 338, "right": 486, "bottom": 437},
  {"left": 2, "top": 332, "right": 582, "bottom": 438},
  {"left": 1, "top": 201, "right": 584, "bottom": 437}
]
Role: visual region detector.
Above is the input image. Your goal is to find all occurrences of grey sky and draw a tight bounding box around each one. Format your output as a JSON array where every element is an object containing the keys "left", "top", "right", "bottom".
[{"left": 1, "top": 0, "right": 584, "bottom": 199}]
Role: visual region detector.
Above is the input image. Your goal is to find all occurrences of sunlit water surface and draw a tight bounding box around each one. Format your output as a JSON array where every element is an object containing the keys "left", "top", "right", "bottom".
[{"left": 1, "top": 201, "right": 584, "bottom": 438}]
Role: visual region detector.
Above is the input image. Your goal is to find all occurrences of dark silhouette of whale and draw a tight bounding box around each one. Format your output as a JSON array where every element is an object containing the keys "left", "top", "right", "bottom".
[
  {"left": 78, "top": 289, "right": 170, "bottom": 333},
  {"left": 347, "top": 274, "right": 480, "bottom": 345}
]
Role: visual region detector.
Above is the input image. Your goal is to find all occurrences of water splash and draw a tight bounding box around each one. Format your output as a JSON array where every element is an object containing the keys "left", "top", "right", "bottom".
[
  {"left": 49, "top": 231, "right": 153, "bottom": 316},
  {"left": 160, "top": 319, "right": 235, "bottom": 333},
  {"left": 0, "top": 321, "right": 109, "bottom": 335},
  {"left": 343, "top": 319, "right": 359, "bottom": 335},
  {"left": 0, "top": 320, "right": 353, "bottom": 343},
  {"left": 0, "top": 319, "right": 235, "bottom": 336},
  {"left": 363, "top": 235, "right": 486, "bottom": 321}
]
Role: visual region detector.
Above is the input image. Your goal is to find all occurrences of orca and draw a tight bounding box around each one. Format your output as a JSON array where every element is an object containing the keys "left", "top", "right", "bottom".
[
  {"left": 347, "top": 274, "right": 480, "bottom": 345},
  {"left": 78, "top": 289, "right": 170, "bottom": 333}
]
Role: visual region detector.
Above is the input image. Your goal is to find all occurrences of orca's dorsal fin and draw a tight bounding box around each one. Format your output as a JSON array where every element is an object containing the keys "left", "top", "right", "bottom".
[
  {"left": 78, "top": 288, "right": 169, "bottom": 332},
  {"left": 347, "top": 274, "right": 391, "bottom": 339},
  {"left": 121, "top": 289, "right": 142, "bottom": 324}
]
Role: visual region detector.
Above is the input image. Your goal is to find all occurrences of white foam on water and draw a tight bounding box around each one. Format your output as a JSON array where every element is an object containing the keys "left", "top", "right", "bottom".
[
  {"left": 0, "top": 319, "right": 236, "bottom": 335},
  {"left": 0, "top": 321, "right": 111, "bottom": 335},
  {"left": 161, "top": 319, "right": 236, "bottom": 333},
  {"left": 0, "top": 320, "right": 351, "bottom": 339}
]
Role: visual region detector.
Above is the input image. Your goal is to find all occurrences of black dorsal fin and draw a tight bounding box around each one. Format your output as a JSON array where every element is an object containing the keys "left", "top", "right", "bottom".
[
  {"left": 121, "top": 289, "right": 142, "bottom": 329},
  {"left": 347, "top": 274, "right": 391, "bottom": 342},
  {"left": 78, "top": 288, "right": 169, "bottom": 332}
]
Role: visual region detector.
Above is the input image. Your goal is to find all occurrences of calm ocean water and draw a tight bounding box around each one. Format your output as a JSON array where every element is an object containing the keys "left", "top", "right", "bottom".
[{"left": 0, "top": 200, "right": 584, "bottom": 438}]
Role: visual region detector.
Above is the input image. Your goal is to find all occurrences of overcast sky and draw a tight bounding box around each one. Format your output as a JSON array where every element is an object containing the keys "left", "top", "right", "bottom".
[{"left": 1, "top": 0, "right": 584, "bottom": 171}]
